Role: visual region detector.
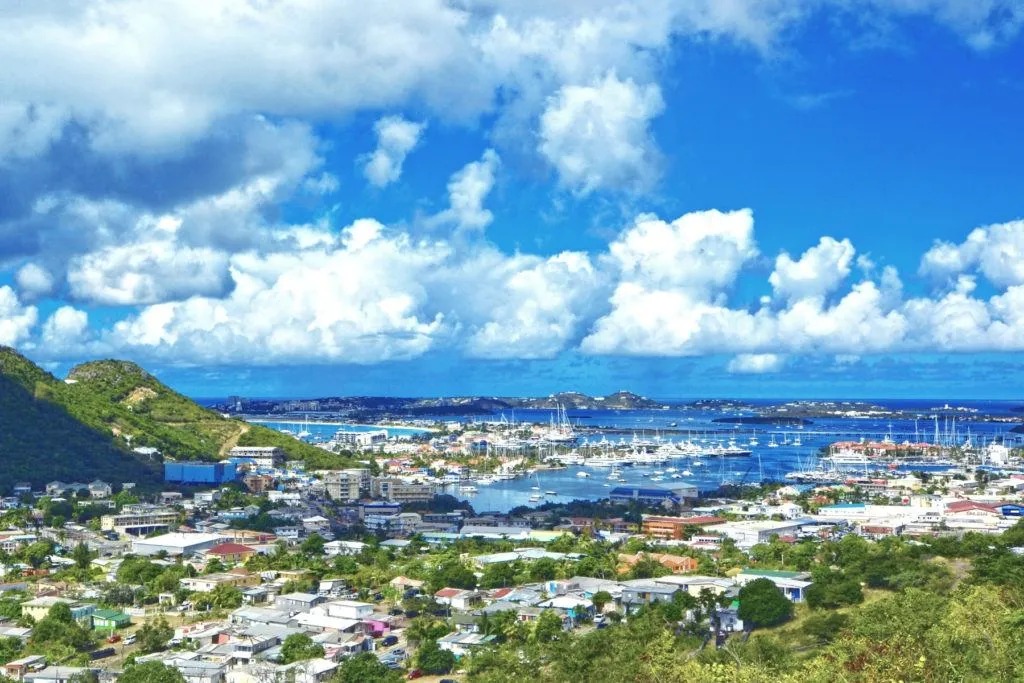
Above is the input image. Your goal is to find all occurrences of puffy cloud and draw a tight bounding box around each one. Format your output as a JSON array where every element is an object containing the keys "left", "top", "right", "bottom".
[
  {"left": 11, "top": 202, "right": 1024, "bottom": 366},
  {"left": 15, "top": 262, "right": 54, "bottom": 298},
  {"left": 103, "top": 221, "right": 452, "bottom": 364},
  {"left": 581, "top": 285, "right": 771, "bottom": 356},
  {"left": 0, "top": 286, "right": 38, "bottom": 347},
  {"left": 428, "top": 149, "right": 501, "bottom": 232},
  {"left": 67, "top": 240, "right": 233, "bottom": 306},
  {"left": 463, "top": 251, "right": 606, "bottom": 359},
  {"left": 770, "top": 237, "right": 855, "bottom": 302},
  {"left": 41, "top": 305, "right": 89, "bottom": 349},
  {"left": 361, "top": 116, "right": 427, "bottom": 188},
  {"left": 538, "top": 73, "right": 664, "bottom": 195},
  {"left": 727, "top": 353, "right": 785, "bottom": 374},
  {"left": 919, "top": 220, "right": 1024, "bottom": 288},
  {"left": 583, "top": 208, "right": 909, "bottom": 357},
  {"left": 608, "top": 209, "right": 758, "bottom": 292}
]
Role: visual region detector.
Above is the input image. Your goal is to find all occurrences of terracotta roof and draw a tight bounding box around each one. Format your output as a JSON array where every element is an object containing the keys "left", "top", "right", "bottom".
[
  {"left": 946, "top": 501, "right": 999, "bottom": 513},
  {"left": 434, "top": 588, "right": 463, "bottom": 598},
  {"left": 207, "top": 542, "right": 257, "bottom": 556},
  {"left": 643, "top": 515, "right": 726, "bottom": 526}
]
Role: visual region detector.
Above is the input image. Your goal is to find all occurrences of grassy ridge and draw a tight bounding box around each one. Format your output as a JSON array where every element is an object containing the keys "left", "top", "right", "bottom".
[{"left": 0, "top": 348, "right": 357, "bottom": 490}]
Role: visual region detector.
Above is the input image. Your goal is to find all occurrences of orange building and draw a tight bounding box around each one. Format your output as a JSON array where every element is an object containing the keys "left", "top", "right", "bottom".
[
  {"left": 641, "top": 515, "right": 726, "bottom": 540},
  {"left": 617, "top": 552, "right": 698, "bottom": 574}
]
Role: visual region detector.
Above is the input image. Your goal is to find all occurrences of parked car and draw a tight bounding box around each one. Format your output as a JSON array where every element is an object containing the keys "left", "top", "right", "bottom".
[
  {"left": 404, "top": 610, "right": 419, "bottom": 619},
  {"left": 107, "top": 634, "right": 121, "bottom": 644},
  {"left": 124, "top": 634, "right": 137, "bottom": 645},
  {"left": 389, "top": 607, "right": 404, "bottom": 616},
  {"left": 390, "top": 648, "right": 406, "bottom": 659},
  {"left": 382, "top": 635, "right": 399, "bottom": 647},
  {"left": 90, "top": 648, "right": 115, "bottom": 660},
  {"left": 407, "top": 670, "right": 423, "bottom": 680}
]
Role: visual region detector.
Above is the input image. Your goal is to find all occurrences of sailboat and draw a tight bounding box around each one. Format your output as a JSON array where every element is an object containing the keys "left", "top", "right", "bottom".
[
  {"left": 297, "top": 415, "right": 312, "bottom": 439},
  {"left": 768, "top": 433, "right": 778, "bottom": 448}
]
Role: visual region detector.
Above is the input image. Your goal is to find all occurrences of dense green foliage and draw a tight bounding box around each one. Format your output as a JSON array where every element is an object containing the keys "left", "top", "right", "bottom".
[
  {"left": 415, "top": 638, "right": 456, "bottom": 674},
  {"left": 280, "top": 633, "right": 325, "bottom": 663},
  {"left": 331, "top": 653, "right": 402, "bottom": 683},
  {"left": 737, "top": 579, "right": 794, "bottom": 629},
  {"left": 135, "top": 617, "right": 174, "bottom": 653},
  {"left": 0, "top": 348, "right": 355, "bottom": 490},
  {"left": 118, "top": 661, "right": 185, "bottom": 683}
]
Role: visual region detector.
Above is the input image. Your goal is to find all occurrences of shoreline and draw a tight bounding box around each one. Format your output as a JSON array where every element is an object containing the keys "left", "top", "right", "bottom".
[{"left": 246, "top": 418, "right": 435, "bottom": 433}]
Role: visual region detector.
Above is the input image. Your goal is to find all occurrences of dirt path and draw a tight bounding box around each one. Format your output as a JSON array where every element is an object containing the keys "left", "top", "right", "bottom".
[{"left": 218, "top": 422, "right": 250, "bottom": 457}]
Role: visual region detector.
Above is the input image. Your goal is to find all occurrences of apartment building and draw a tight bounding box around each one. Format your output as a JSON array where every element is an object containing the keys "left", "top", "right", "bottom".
[
  {"left": 100, "top": 505, "right": 178, "bottom": 537},
  {"left": 370, "top": 478, "right": 435, "bottom": 504}
]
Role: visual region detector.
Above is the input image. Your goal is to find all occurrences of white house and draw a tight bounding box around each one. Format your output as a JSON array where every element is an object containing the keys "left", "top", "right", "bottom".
[{"left": 324, "top": 600, "right": 373, "bottom": 621}]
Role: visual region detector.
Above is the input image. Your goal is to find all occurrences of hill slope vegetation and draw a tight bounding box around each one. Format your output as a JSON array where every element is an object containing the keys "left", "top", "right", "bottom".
[{"left": 0, "top": 348, "right": 354, "bottom": 491}]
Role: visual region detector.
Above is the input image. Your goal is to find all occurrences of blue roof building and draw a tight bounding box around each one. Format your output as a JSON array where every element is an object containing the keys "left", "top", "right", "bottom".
[
  {"left": 164, "top": 461, "right": 237, "bottom": 485},
  {"left": 609, "top": 486, "right": 683, "bottom": 506}
]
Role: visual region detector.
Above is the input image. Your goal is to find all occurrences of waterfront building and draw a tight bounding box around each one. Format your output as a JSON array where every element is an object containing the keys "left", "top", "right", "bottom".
[
  {"left": 334, "top": 430, "right": 388, "bottom": 449},
  {"left": 608, "top": 486, "right": 685, "bottom": 507}
]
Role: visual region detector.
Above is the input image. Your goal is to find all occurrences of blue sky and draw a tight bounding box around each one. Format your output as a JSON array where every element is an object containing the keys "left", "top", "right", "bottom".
[{"left": 2, "top": 1, "right": 1024, "bottom": 399}]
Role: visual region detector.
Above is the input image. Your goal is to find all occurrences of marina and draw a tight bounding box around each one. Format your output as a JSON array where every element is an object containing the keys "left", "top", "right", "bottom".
[{"left": 250, "top": 399, "right": 1024, "bottom": 513}]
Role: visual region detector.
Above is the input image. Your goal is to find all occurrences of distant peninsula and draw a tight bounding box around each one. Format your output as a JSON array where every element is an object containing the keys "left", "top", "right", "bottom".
[{"left": 215, "top": 391, "right": 664, "bottom": 418}]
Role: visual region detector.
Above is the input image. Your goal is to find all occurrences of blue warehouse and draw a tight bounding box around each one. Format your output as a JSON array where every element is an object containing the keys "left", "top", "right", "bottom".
[{"left": 164, "top": 460, "right": 238, "bottom": 485}]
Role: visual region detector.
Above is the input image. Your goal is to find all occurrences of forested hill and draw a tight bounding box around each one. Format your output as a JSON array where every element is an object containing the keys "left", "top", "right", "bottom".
[{"left": 0, "top": 348, "right": 354, "bottom": 491}]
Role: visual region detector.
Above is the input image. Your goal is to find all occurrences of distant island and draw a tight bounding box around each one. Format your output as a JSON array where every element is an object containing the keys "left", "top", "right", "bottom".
[{"left": 214, "top": 390, "right": 665, "bottom": 418}]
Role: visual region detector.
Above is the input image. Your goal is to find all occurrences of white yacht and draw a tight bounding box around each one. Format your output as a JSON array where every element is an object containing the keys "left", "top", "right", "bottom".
[{"left": 575, "top": 471, "right": 591, "bottom": 478}]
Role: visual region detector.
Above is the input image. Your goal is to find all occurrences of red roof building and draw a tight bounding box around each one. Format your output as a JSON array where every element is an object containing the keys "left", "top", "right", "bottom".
[{"left": 205, "top": 542, "right": 257, "bottom": 563}]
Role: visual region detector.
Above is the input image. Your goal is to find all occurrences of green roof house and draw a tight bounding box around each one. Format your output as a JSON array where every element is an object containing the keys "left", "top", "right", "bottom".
[{"left": 91, "top": 609, "right": 131, "bottom": 630}]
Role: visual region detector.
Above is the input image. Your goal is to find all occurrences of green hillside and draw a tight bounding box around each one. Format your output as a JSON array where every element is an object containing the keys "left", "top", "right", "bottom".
[{"left": 0, "top": 348, "right": 356, "bottom": 491}]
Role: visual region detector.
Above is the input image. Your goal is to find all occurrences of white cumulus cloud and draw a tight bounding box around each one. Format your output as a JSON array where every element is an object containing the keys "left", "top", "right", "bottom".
[
  {"left": 41, "top": 306, "right": 89, "bottom": 350},
  {"left": 0, "top": 286, "right": 38, "bottom": 348},
  {"left": 15, "top": 262, "right": 55, "bottom": 299},
  {"left": 67, "top": 241, "right": 234, "bottom": 306},
  {"left": 920, "top": 219, "right": 1024, "bottom": 288},
  {"left": 539, "top": 73, "right": 664, "bottom": 195},
  {"left": 770, "top": 236, "right": 856, "bottom": 302},
  {"left": 362, "top": 116, "right": 427, "bottom": 187},
  {"left": 428, "top": 149, "right": 501, "bottom": 232},
  {"left": 727, "top": 353, "right": 785, "bottom": 374}
]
